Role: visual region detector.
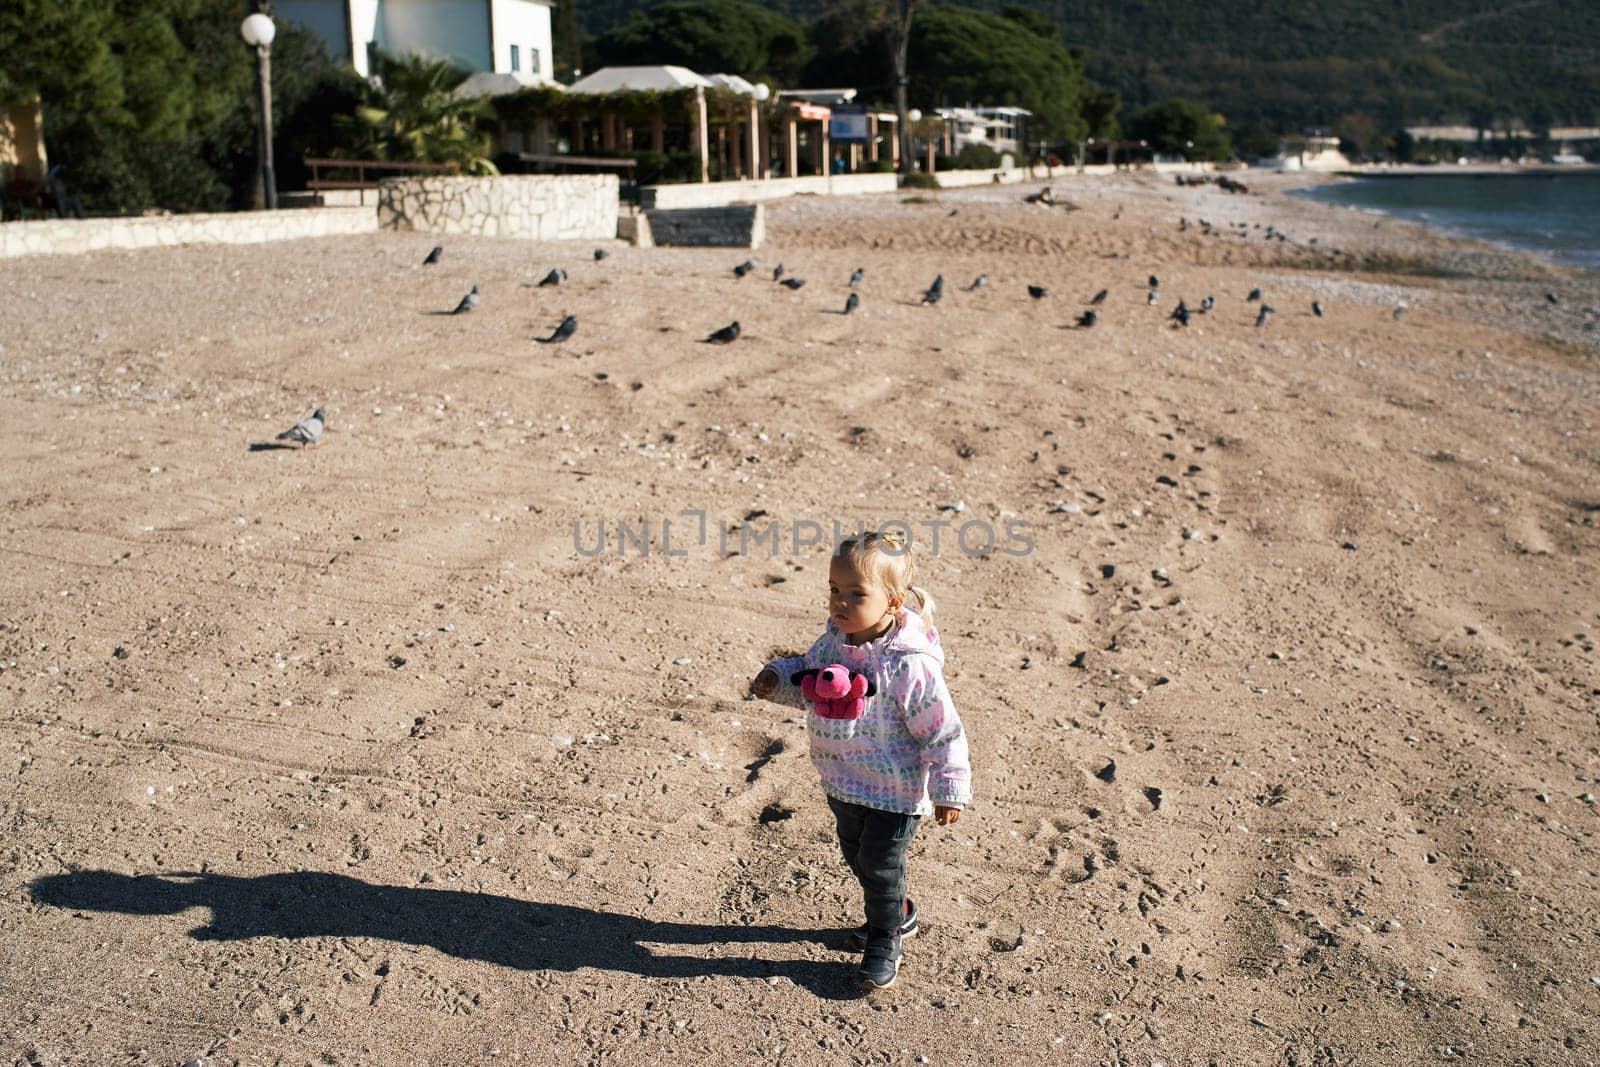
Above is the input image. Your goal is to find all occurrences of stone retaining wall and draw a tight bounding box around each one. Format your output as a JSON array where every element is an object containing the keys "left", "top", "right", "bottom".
[
  {"left": 377, "top": 174, "right": 618, "bottom": 241},
  {"left": 641, "top": 173, "right": 898, "bottom": 210},
  {"left": 933, "top": 167, "right": 1030, "bottom": 189},
  {"left": 0, "top": 206, "right": 376, "bottom": 259},
  {"left": 644, "top": 205, "right": 764, "bottom": 249}
]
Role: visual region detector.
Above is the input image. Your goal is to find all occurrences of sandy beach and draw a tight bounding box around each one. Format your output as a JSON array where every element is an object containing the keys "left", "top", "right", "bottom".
[{"left": 2, "top": 171, "right": 1597, "bottom": 1065}]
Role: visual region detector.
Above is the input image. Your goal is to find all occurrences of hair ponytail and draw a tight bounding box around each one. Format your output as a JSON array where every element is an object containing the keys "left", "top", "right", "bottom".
[{"left": 907, "top": 582, "right": 937, "bottom": 633}]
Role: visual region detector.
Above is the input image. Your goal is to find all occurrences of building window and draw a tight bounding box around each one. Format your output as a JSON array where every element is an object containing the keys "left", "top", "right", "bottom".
[
  {"left": 509, "top": 44, "right": 520, "bottom": 71},
  {"left": 528, "top": 47, "right": 541, "bottom": 75}
]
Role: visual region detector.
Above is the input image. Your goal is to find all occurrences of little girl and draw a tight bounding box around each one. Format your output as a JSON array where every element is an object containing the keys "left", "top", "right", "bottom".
[{"left": 751, "top": 528, "right": 972, "bottom": 992}]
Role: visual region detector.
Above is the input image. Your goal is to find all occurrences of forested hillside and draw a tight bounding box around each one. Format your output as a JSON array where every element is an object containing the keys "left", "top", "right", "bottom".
[{"left": 578, "top": 0, "right": 1600, "bottom": 132}]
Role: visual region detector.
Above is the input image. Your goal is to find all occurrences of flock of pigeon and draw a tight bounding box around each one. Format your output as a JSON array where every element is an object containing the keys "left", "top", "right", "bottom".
[
  {"left": 274, "top": 243, "right": 605, "bottom": 445},
  {"left": 716, "top": 261, "right": 1370, "bottom": 337},
  {"left": 272, "top": 241, "right": 1400, "bottom": 447}
]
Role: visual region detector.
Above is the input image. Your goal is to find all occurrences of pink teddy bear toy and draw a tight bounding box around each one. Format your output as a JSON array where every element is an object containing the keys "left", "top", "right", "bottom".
[{"left": 791, "top": 665, "right": 877, "bottom": 720}]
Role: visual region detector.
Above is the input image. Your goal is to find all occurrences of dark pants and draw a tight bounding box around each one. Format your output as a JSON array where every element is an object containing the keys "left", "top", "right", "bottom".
[{"left": 826, "top": 795, "right": 920, "bottom": 933}]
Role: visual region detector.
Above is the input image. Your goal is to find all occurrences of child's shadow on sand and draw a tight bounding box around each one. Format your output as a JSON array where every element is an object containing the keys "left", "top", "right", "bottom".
[{"left": 31, "top": 869, "right": 858, "bottom": 998}]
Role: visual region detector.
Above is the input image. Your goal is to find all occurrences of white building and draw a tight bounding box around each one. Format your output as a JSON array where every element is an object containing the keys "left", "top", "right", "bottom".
[
  {"left": 972, "top": 107, "right": 1030, "bottom": 156},
  {"left": 276, "top": 0, "right": 555, "bottom": 85},
  {"left": 1261, "top": 132, "right": 1351, "bottom": 171},
  {"left": 933, "top": 106, "right": 1031, "bottom": 159}
]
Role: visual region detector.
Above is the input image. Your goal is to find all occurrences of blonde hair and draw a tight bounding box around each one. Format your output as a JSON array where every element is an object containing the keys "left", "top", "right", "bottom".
[{"left": 834, "top": 527, "right": 938, "bottom": 632}]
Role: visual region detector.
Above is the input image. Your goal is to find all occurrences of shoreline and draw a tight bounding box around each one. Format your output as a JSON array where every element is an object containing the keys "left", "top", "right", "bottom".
[
  {"left": 1337, "top": 163, "right": 1600, "bottom": 178},
  {"left": 1280, "top": 169, "right": 1600, "bottom": 276}
]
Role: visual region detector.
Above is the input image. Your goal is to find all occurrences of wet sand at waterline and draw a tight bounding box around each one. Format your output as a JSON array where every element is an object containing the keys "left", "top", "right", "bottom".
[{"left": 2, "top": 172, "right": 1597, "bottom": 1065}]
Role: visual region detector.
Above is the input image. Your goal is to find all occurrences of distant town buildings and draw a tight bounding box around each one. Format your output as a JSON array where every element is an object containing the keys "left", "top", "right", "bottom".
[
  {"left": 277, "top": 0, "right": 555, "bottom": 86},
  {"left": 1403, "top": 124, "right": 1599, "bottom": 163},
  {"left": 1405, "top": 124, "right": 1600, "bottom": 142}
]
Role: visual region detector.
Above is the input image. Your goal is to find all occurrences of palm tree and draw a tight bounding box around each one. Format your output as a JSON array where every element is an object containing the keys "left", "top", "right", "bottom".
[{"left": 339, "top": 51, "right": 499, "bottom": 175}]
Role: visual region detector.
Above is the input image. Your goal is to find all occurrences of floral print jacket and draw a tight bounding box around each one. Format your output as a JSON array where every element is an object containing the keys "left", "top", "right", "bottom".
[{"left": 763, "top": 608, "right": 973, "bottom": 816}]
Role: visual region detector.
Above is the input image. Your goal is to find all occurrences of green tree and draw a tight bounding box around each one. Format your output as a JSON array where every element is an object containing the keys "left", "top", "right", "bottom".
[
  {"left": 1124, "top": 98, "right": 1232, "bottom": 160},
  {"left": 338, "top": 51, "right": 499, "bottom": 175},
  {"left": 805, "top": 5, "right": 1106, "bottom": 146},
  {"left": 905, "top": 6, "right": 1092, "bottom": 143},
  {"left": 3, "top": 0, "right": 363, "bottom": 214},
  {"left": 0, "top": 0, "right": 121, "bottom": 112},
  {"left": 595, "top": 0, "right": 812, "bottom": 84},
  {"left": 802, "top": 0, "right": 896, "bottom": 99},
  {"left": 1081, "top": 85, "right": 1121, "bottom": 140},
  {"left": 553, "top": 0, "right": 583, "bottom": 82},
  {"left": 1335, "top": 110, "right": 1379, "bottom": 160},
  {"left": 1232, "top": 121, "right": 1282, "bottom": 159}
]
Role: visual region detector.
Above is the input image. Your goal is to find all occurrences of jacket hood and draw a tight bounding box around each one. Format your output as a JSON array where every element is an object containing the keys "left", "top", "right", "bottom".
[
  {"left": 824, "top": 607, "right": 943, "bottom": 666},
  {"left": 832, "top": 607, "right": 940, "bottom": 668},
  {"left": 888, "top": 607, "right": 942, "bottom": 663}
]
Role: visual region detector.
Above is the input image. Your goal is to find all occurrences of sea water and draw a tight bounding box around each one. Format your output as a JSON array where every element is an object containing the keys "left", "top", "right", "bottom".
[{"left": 1292, "top": 173, "right": 1600, "bottom": 271}]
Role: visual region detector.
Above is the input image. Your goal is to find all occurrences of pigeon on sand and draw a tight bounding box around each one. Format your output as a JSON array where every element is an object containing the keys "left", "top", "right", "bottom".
[
  {"left": 422, "top": 246, "right": 442, "bottom": 265},
  {"left": 538, "top": 315, "right": 577, "bottom": 343},
  {"left": 706, "top": 321, "right": 741, "bottom": 344},
  {"left": 451, "top": 286, "right": 480, "bottom": 314},
  {"left": 276, "top": 407, "right": 325, "bottom": 446}
]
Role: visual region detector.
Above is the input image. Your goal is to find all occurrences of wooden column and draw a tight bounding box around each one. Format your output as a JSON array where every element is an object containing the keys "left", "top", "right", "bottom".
[
  {"left": 749, "top": 99, "right": 762, "bottom": 179},
  {"left": 867, "top": 115, "right": 879, "bottom": 162},
  {"left": 650, "top": 115, "right": 664, "bottom": 153},
  {"left": 601, "top": 113, "right": 616, "bottom": 150},
  {"left": 785, "top": 112, "right": 798, "bottom": 177},
  {"left": 694, "top": 86, "right": 709, "bottom": 183}
]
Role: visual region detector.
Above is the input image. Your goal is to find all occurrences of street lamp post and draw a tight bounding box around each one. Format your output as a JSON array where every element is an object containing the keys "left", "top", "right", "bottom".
[{"left": 240, "top": 12, "right": 277, "bottom": 210}]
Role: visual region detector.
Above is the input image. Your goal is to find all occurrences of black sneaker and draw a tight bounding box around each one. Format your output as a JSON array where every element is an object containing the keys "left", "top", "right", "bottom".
[
  {"left": 858, "top": 929, "right": 903, "bottom": 991},
  {"left": 848, "top": 898, "right": 918, "bottom": 951}
]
